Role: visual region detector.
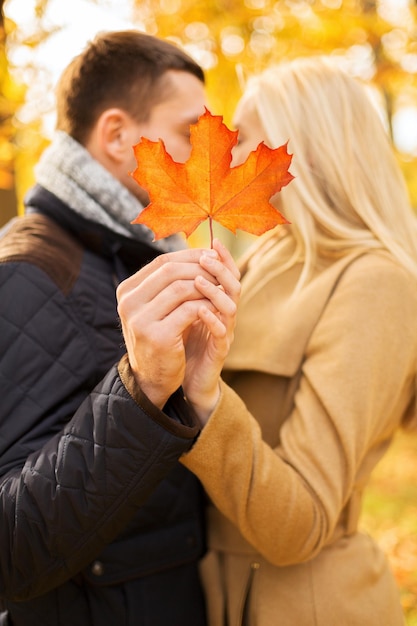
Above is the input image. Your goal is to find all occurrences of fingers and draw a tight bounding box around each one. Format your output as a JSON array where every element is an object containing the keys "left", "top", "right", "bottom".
[
  {"left": 118, "top": 248, "right": 217, "bottom": 295},
  {"left": 119, "top": 273, "right": 218, "bottom": 331},
  {"left": 117, "top": 243, "right": 241, "bottom": 325},
  {"left": 212, "top": 238, "right": 241, "bottom": 280},
  {"left": 197, "top": 306, "right": 228, "bottom": 339},
  {"left": 194, "top": 274, "right": 237, "bottom": 321},
  {"left": 198, "top": 246, "right": 241, "bottom": 307},
  {"left": 117, "top": 239, "right": 241, "bottom": 364},
  {"left": 118, "top": 240, "right": 238, "bottom": 306},
  {"left": 144, "top": 298, "right": 218, "bottom": 343},
  {"left": 117, "top": 250, "right": 220, "bottom": 320}
]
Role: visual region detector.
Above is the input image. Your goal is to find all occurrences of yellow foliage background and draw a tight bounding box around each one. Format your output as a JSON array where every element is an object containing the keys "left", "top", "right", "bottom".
[{"left": 2, "top": 0, "right": 417, "bottom": 621}]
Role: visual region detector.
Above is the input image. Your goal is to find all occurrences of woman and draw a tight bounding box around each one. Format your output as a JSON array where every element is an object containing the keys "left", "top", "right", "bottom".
[{"left": 178, "top": 57, "right": 417, "bottom": 625}]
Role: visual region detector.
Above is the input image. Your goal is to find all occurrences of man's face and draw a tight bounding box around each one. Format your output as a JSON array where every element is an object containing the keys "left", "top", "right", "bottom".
[{"left": 126, "top": 70, "right": 207, "bottom": 205}]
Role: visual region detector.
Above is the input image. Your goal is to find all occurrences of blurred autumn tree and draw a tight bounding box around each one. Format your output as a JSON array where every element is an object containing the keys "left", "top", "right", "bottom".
[
  {"left": 1, "top": 0, "right": 52, "bottom": 225},
  {"left": 133, "top": 0, "right": 417, "bottom": 220},
  {"left": 0, "top": 0, "right": 25, "bottom": 226},
  {"left": 2, "top": 0, "right": 417, "bottom": 622},
  {"left": 3, "top": 0, "right": 417, "bottom": 229}
]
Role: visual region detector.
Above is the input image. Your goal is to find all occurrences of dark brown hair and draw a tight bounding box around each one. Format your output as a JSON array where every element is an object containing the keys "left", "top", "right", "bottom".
[{"left": 55, "top": 30, "right": 205, "bottom": 144}]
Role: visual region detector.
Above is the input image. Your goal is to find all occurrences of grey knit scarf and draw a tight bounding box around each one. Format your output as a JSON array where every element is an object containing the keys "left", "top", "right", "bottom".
[{"left": 35, "top": 131, "right": 184, "bottom": 253}]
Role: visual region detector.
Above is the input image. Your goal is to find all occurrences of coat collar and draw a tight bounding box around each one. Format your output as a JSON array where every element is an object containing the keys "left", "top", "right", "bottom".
[
  {"left": 24, "top": 185, "right": 163, "bottom": 279},
  {"left": 225, "top": 247, "right": 369, "bottom": 377}
]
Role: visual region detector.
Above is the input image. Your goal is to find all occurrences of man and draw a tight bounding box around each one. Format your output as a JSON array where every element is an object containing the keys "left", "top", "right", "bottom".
[{"left": 0, "top": 30, "right": 210, "bottom": 626}]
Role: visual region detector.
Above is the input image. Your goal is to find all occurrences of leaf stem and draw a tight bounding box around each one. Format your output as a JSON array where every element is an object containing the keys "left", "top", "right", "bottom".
[{"left": 209, "top": 216, "right": 214, "bottom": 249}]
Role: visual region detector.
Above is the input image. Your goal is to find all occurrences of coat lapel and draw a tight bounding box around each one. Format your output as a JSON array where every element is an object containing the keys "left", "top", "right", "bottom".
[{"left": 225, "top": 248, "right": 368, "bottom": 377}]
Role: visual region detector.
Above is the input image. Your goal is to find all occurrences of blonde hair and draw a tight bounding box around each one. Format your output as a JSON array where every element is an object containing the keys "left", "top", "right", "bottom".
[{"left": 241, "top": 56, "right": 417, "bottom": 287}]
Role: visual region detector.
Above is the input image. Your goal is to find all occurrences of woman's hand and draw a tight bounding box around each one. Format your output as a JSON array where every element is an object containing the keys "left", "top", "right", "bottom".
[
  {"left": 116, "top": 241, "right": 240, "bottom": 415},
  {"left": 183, "top": 238, "right": 241, "bottom": 424}
]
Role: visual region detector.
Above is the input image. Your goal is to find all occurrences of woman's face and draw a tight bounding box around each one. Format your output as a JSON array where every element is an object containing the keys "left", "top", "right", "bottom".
[
  {"left": 231, "top": 94, "right": 286, "bottom": 213},
  {"left": 231, "top": 96, "right": 268, "bottom": 167}
]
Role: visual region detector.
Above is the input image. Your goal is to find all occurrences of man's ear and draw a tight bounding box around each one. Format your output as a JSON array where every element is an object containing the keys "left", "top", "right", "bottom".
[{"left": 90, "top": 108, "right": 137, "bottom": 165}]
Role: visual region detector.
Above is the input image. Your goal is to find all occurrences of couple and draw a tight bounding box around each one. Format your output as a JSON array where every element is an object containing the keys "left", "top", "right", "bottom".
[{"left": 0, "top": 29, "right": 416, "bottom": 626}]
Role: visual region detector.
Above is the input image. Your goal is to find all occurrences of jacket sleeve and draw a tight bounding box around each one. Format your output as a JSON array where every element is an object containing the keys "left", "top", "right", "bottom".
[
  {"left": 0, "top": 262, "right": 199, "bottom": 601},
  {"left": 181, "top": 256, "right": 417, "bottom": 566}
]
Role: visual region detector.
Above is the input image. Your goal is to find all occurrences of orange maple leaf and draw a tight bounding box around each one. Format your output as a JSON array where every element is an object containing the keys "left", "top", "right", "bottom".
[{"left": 131, "top": 108, "right": 294, "bottom": 245}]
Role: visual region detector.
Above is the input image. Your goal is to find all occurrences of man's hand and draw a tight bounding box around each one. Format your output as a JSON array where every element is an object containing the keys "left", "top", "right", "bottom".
[{"left": 116, "top": 240, "right": 240, "bottom": 413}]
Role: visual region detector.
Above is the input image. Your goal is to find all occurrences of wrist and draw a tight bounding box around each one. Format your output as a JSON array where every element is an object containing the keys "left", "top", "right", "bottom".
[
  {"left": 186, "top": 383, "right": 221, "bottom": 426},
  {"left": 132, "top": 375, "right": 170, "bottom": 410},
  {"left": 118, "top": 354, "right": 169, "bottom": 410}
]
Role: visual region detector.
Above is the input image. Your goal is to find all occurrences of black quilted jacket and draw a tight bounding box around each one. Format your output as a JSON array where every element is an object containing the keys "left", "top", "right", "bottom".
[{"left": 0, "top": 186, "right": 207, "bottom": 626}]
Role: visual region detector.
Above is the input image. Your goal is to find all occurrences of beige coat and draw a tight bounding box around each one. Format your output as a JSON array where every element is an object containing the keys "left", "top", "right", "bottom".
[{"left": 182, "top": 245, "right": 417, "bottom": 626}]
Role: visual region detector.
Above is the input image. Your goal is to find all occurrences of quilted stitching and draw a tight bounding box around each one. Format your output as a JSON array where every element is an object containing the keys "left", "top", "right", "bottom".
[{"left": 0, "top": 213, "right": 203, "bottom": 622}]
